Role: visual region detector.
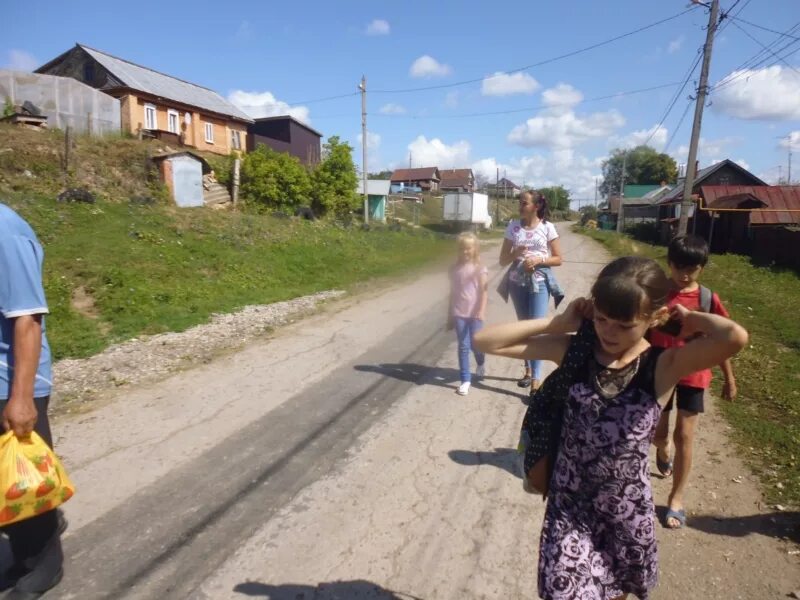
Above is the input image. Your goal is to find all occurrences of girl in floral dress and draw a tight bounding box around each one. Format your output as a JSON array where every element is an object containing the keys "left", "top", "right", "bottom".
[{"left": 475, "top": 257, "right": 748, "bottom": 600}]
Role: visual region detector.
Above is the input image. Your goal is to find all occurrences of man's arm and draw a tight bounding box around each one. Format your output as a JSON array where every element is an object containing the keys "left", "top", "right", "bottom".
[
  {"left": 720, "top": 358, "right": 737, "bottom": 401},
  {"left": 4, "top": 314, "right": 42, "bottom": 436}
]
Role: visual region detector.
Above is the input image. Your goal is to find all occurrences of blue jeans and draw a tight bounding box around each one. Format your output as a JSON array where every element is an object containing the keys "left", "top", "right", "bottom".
[
  {"left": 508, "top": 280, "right": 550, "bottom": 380},
  {"left": 454, "top": 317, "right": 485, "bottom": 383}
]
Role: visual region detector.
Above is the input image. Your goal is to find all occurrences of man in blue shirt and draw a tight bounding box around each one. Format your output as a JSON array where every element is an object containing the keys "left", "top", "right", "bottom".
[{"left": 0, "top": 203, "right": 63, "bottom": 599}]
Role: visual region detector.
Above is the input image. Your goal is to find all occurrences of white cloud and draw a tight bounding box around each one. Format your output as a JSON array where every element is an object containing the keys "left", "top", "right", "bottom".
[
  {"left": 667, "top": 35, "right": 685, "bottom": 54},
  {"left": 410, "top": 55, "right": 452, "bottom": 78},
  {"left": 713, "top": 66, "right": 800, "bottom": 120},
  {"left": 472, "top": 150, "right": 605, "bottom": 200},
  {"left": 408, "top": 135, "right": 470, "bottom": 167},
  {"left": 481, "top": 72, "right": 540, "bottom": 97},
  {"left": 379, "top": 103, "right": 406, "bottom": 115},
  {"left": 613, "top": 125, "right": 669, "bottom": 149},
  {"left": 508, "top": 108, "right": 625, "bottom": 149},
  {"left": 542, "top": 83, "right": 583, "bottom": 112},
  {"left": 508, "top": 84, "right": 624, "bottom": 149},
  {"left": 228, "top": 90, "right": 310, "bottom": 124},
  {"left": 365, "top": 19, "right": 390, "bottom": 36},
  {"left": 735, "top": 158, "right": 751, "bottom": 171},
  {"left": 3, "top": 49, "right": 38, "bottom": 72},
  {"left": 779, "top": 131, "right": 800, "bottom": 149},
  {"left": 444, "top": 91, "right": 460, "bottom": 109},
  {"left": 672, "top": 136, "right": 741, "bottom": 167},
  {"left": 358, "top": 131, "right": 382, "bottom": 170}
]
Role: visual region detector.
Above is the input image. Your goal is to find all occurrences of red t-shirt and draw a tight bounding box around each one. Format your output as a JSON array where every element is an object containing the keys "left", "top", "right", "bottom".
[{"left": 649, "top": 287, "right": 730, "bottom": 389}]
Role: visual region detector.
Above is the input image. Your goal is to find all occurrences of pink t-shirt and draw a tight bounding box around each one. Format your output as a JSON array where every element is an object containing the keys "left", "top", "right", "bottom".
[{"left": 450, "top": 262, "right": 488, "bottom": 319}]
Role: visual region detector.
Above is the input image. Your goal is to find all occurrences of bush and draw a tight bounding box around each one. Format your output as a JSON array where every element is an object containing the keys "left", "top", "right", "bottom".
[
  {"left": 241, "top": 145, "right": 312, "bottom": 211},
  {"left": 312, "top": 136, "right": 359, "bottom": 218}
]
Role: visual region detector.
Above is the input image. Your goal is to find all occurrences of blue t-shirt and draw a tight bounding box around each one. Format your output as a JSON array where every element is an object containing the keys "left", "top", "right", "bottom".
[{"left": 0, "top": 203, "right": 52, "bottom": 399}]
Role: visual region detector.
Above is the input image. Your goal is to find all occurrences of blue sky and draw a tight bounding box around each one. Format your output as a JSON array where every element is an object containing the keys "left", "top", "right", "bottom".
[{"left": 2, "top": 0, "right": 799, "bottom": 200}]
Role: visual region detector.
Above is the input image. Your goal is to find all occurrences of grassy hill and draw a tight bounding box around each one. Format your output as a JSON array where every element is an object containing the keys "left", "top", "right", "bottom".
[{"left": 0, "top": 125, "right": 452, "bottom": 360}]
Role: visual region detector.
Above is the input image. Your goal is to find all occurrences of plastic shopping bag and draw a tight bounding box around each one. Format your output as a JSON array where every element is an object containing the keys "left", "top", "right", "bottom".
[{"left": 0, "top": 431, "right": 74, "bottom": 526}]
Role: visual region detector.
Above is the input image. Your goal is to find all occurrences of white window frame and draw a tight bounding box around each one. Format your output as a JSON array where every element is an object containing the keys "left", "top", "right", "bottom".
[
  {"left": 167, "top": 109, "right": 179, "bottom": 134},
  {"left": 230, "top": 129, "right": 241, "bottom": 150},
  {"left": 204, "top": 122, "right": 215, "bottom": 144},
  {"left": 144, "top": 103, "right": 157, "bottom": 130}
]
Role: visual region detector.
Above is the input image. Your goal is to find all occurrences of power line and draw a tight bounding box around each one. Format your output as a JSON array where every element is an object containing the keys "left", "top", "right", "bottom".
[
  {"left": 371, "top": 7, "right": 699, "bottom": 94},
  {"left": 282, "top": 91, "right": 359, "bottom": 107},
  {"left": 711, "top": 27, "right": 800, "bottom": 91},
  {"left": 372, "top": 81, "right": 685, "bottom": 120},
  {"left": 638, "top": 48, "right": 703, "bottom": 148},
  {"left": 663, "top": 99, "right": 693, "bottom": 152},
  {"left": 729, "top": 20, "right": 800, "bottom": 76},
  {"left": 727, "top": 15, "right": 800, "bottom": 41}
]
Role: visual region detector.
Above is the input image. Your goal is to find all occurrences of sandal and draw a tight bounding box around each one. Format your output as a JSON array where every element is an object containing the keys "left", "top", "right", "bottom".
[
  {"left": 664, "top": 508, "right": 686, "bottom": 529},
  {"left": 656, "top": 452, "right": 673, "bottom": 478},
  {"left": 517, "top": 372, "right": 532, "bottom": 388}
]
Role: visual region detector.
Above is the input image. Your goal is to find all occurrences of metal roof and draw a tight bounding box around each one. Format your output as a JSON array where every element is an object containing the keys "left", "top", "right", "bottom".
[
  {"left": 79, "top": 45, "right": 253, "bottom": 123},
  {"left": 390, "top": 167, "right": 440, "bottom": 181},
  {"left": 701, "top": 185, "right": 800, "bottom": 226},
  {"left": 659, "top": 160, "right": 766, "bottom": 203},
  {"left": 357, "top": 180, "right": 391, "bottom": 196}
]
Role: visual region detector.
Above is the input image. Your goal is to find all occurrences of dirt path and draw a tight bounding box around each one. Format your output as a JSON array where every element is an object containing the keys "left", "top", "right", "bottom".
[{"left": 39, "top": 226, "right": 800, "bottom": 599}]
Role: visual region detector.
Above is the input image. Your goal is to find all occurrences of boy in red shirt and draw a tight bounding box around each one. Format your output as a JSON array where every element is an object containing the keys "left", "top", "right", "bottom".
[{"left": 650, "top": 235, "right": 737, "bottom": 529}]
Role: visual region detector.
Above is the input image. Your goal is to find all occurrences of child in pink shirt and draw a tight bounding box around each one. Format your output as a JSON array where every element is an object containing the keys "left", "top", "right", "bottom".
[{"left": 448, "top": 232, "right": 488, "bottom": 396}]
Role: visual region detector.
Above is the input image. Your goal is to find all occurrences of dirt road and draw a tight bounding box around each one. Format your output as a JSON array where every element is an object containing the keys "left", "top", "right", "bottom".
[{"left": 37, "top": 226, "right": 799, "bottom": 599}]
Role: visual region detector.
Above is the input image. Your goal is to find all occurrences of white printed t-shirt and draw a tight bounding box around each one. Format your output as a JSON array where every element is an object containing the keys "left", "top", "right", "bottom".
[{"left": 504, "top": 219, "right": 559, "bottom": 283}]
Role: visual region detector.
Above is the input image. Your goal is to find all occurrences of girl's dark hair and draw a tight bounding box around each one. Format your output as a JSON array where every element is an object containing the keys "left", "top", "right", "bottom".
[
  {"left": 520, "top": 189, "right": 549, "bottom": 221},
  {"left": 591, "top": 257, "right": 670, "bottom": 321}
]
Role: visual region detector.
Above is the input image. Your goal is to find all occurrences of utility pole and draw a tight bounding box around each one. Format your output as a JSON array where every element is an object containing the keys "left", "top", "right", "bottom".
[
  {"left": 678, "top": 0, "right": 720, "bottom": 237},
  {"left": 594, "top": 177, "right": 599, "bottom": 207},
  {"left": 495, "top": 167, "right": 500, "bottom": 227},
  {"left": 789, "top": 141, "right": 793, "bottom": 184},
  {"left": 617, "top": 151, "right": 627, "bottom": 233},
  {"left": 359, "top": 76, "right": 368, "bottom": 224}
]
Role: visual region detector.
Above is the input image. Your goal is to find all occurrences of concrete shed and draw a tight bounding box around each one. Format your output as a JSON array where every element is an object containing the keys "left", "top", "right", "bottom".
[
  {"left": 357, "top": 179, "right": 390, "bottom": 222},
  {"left": 152, "top": 152, "right": 211, "bottom": 208}
]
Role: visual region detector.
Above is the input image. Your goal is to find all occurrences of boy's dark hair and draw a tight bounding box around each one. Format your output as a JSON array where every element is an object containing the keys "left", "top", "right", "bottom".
[
  {"left": 668, "top": 235, "right": 709, "bottom": 269},
  {"left": 592, "top": 256, "right": 670, "bottom": 321}
]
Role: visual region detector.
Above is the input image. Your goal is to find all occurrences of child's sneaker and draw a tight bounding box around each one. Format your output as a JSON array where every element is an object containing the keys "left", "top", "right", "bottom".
[
  {"left": 456, "top": 381, "right": 471, "bottom": 395},
  {"left": 476, "top": 364, "right": 486, "bottom": 379}
]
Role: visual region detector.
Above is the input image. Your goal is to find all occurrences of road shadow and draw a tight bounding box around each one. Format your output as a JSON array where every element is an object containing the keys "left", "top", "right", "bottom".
[
  {"left": 683, "top": 510, "right": 800, "bottom": 544},
  {"left": 353, "top": 363, "right": 527, "bottom": 404},
  {"left": 448, "top": 447, "right": 520, "bottom": 478},
  {"left": 233, "top": 580, "right": 424, "bottom": 599}
]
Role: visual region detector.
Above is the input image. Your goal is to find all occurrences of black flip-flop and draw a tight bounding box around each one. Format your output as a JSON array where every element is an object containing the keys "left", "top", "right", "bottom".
[
  {"left": 517, "top": 375, "right": 532, "bottom": 388},
  {"left": 664, "top": 508, "right": 686, "bottom": 529}
]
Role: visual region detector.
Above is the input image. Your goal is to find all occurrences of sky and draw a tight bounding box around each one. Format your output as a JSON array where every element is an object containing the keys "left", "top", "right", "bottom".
[{"left": 2, "top": 0, "right": 800, "bottom": 203}]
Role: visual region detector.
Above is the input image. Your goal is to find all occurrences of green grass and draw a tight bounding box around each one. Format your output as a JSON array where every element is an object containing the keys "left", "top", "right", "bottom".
[
  {"left": 5, "top": 194, "right": 452, "bottom": 361},
  {"left": 577, "top": 226, "right": 800, "bottom": 508}
]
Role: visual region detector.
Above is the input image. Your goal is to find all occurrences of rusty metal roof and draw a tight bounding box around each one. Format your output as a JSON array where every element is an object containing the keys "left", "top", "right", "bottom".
[
  {"left": 390, "top": 167, "right": 441, "bottom": 181},
  {"left": 701, "top": 185, "right": 800, "bottom": 226}
]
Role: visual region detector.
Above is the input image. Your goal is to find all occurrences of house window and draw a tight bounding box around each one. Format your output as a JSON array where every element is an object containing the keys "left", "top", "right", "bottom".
[
  {"left": 230, "top": 129, "right": 241, "bottom": 150},
  {"left": 204, "top": 122, "right": 214, "bottom": 144},
  {"left": 167, "top": 110, "right": 179, "bottom": 134},
  {"left": 719, "top": 176, "right": 730, "bottom": 185},
  {"left": 144, "top": 104, "right": 157, "bottom": 130}
]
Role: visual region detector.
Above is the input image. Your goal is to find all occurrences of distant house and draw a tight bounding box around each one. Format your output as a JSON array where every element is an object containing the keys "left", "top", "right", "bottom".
[
  {"left": 36, "top": 44, "right": 252, "bottom": 155},
  {"left": 247, "top": 116, "right": 322, "bottom": 166},
  {"left": 656, "top": 160, "right": 766, "bottom": 242},
  {"left": 487, "top": 177, "right": 521, "bottom": 196},
  {"left": 390, "top": 167, "right": 441, "bottom": 192},
  {"left": 439, "top": 169, "right": 474, "bottom": 192},
  {"left": 608, "top": 184, "right": 672, "bottom": 219}
]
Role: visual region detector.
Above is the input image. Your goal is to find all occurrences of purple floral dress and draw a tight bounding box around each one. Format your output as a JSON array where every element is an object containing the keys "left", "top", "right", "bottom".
[{"left": 538, "top": 348, "right": 664, "bottom": 600}]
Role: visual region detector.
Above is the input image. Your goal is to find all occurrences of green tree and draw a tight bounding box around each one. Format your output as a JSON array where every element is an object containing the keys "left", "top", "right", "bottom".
[
  {"left": 312, "top": 136, "right": 359, "bottom": 218},
  {"left": 368, "top": 169, "right": 393, "bottom": 180},
  {"left": 240, "top": 145, "right": 312, "bottom": 211},
  {"left": 600, "top": 146, "right": 678, "bottom": 198},
  {"left": 536, "top": 186, "right": 571, "bottom": 212}
]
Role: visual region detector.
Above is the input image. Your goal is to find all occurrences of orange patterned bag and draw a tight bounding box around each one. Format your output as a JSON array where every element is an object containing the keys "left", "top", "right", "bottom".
[{"left": 0, "top": 431, "right": 74, "bottom": 525}]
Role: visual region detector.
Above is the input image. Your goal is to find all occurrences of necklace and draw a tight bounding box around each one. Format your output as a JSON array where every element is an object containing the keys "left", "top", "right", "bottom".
[{"left": 592, "top": 355, "right": 642, "bottom": 399}]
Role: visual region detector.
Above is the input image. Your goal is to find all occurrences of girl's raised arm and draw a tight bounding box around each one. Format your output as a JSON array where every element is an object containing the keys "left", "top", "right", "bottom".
[
  {"left": 656, "top": 305, "right": 748, "bottom": 396},
  {"left": 474, "top": 298, "right": 589, "bottom": 364}
]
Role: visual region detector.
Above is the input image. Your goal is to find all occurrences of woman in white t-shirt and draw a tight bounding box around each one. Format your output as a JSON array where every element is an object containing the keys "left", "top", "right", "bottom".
[{"left": 499, "top": 191, "right": 563, "bottom": 391}]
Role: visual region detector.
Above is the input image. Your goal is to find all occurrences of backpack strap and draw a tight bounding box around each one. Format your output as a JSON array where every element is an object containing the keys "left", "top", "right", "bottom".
[{"left": 699, "top": 285, "right": 712, "bottom": 313}]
